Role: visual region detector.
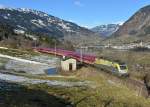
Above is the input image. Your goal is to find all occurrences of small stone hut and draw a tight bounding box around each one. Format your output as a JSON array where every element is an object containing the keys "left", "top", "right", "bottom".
[{"left": 61, "top": 58, "right": 77, "bottom": 71}]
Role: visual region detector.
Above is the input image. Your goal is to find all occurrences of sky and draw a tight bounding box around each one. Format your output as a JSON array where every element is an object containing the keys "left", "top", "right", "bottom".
[{"left": 0, "top": 0, "right": 150, "bottom": 28}]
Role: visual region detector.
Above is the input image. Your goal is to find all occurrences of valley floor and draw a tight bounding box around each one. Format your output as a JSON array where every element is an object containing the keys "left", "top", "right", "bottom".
[
  {"left": 0, "top": 68, "right": 150, "bottom": 107},
  {"left": 0, "top": 47, "right": 150, "bottom": 107}
]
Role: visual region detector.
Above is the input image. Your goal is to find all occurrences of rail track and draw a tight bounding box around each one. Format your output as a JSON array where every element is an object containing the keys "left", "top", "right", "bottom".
[
  {"left": 126, "top": 77, "right": 148, "bottom": 97},
  {"left": 92, "top": 66, "right": 149, "bottom": 98}
]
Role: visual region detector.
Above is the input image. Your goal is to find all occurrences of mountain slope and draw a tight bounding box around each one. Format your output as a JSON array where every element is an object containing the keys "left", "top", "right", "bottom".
[
  {"left": 0, "top": 8, "right": 102, "bottom": 46},
  {"left": 0, "top": 23, "right": 60, "bottom": 48},
  {"left": 91, "top": 24, "right": 120, "bottom": 37},
  {"left": 105, "top": 5, "right": 150, "bottom": 44}
]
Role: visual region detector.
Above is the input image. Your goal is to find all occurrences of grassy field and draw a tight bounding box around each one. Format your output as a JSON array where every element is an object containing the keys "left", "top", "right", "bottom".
[
  {"left": 0, "top": 47, "right": 150, "bottom": 107},
  {"left": 0, "top": 48, "right": 39, "bottom": 58},
  {"left": 1, "top": 68, "right": 150, "bottom": 107}
]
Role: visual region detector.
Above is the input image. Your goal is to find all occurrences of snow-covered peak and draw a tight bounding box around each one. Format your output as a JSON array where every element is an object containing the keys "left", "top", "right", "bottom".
[
  {"left": 0, "top": 6, "right": 14, "bottom": 11},
  {"left": 118, "top": 22, "right": 124, "bottom": 26},
  {"left": 0, "top": 7, "right": 6, "bottom": 9},
  {"left": 16, "top": 8, "right": 49, "bottom": 18},
  {"left": 91, "top": 24, "right": 120, "bottom": 37},
  {"left": 17, "top": 8, "right": 32, "bottom": 12},
  {"left": 0, "top": 7, "right": 95, "bottom": 37},
  {"left": 0, "top": 7, "right": 49, "bottom": 18}
]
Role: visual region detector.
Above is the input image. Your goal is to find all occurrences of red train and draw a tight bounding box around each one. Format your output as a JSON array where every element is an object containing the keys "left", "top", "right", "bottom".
[{"left": 33, "top": 48, "right": 96, "bottom": 64}]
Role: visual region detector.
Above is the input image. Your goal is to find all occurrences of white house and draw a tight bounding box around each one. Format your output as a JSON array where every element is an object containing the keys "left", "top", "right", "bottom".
[{"left": 61, "top": 58, "right": 77, "bottom": 71}]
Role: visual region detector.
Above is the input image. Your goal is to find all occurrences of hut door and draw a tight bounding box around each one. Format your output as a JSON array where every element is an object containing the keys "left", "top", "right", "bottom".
[{"left": 69, "top": 63, "right": 73, "bottom": 71}]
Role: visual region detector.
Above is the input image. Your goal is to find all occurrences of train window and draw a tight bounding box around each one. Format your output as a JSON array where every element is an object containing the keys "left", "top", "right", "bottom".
[{"left": 120, "top": 65, "right": 127, "bottom": 70}]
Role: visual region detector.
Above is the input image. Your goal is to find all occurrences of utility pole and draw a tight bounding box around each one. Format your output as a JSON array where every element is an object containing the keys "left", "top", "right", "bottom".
[
  {"left": 80, "top": 46, "right": 83, "bottom": 63},
  {"left": 34, "top": 39, "right": 36, "bottom": 48},
  {"left": 80, "top": 35, "right": 83, "bottom": 64},
  {"left": 54, "top": 40, "right": 56, "bottom": 57}
]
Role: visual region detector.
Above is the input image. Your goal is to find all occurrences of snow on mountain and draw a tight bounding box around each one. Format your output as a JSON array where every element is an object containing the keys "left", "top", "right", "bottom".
[
  {"left": 91, "top": 24, "right": 120, "bottom": 37},
  {"left": 0, "top": 7, "right": 102, "bottom": 45}
]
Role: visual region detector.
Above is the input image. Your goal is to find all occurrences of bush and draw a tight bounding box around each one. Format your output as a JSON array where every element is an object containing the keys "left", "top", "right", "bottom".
[{"left": 144, "top": 26, "right": 150, "bottom": 34}]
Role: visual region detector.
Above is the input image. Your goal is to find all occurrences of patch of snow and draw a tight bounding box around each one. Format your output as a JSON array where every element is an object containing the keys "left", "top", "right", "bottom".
[
  {"left": 17, "top": 8, "right": 32, "bottom": 13},
  {"left": 48, "top": 18, "right": 55, "bottom": 23},
  {"left": 17, "top": 25, "right": 27, "bottom": 30},
  {"left": 114, "top": 21, "right": 124, "bottom": 26},
  {"left": 17, "top": 8, "right": 49, "bottom": 18},
  {"left": 0, "top": 54, "right": 54, "bottom": 74},
  {"left": 57, "top": 22, "right": 74, "bottom": 32},
  {"left": 31, "top": 55, "right": 60, "bottom": 66},
  {"left": 7, "top": 13, "right": 10, "bottom": 16},
  {"left": 5, "top": 8, "right": 14, "bottom": 11},
  {"left": 31, "top": 20, "right": 42, "bottom": 28},
  {"left": 25, "top": 34, "right": 37, "bottom": 41},
  {"left": 3, "top": 16, "right": 8, "bottom": 19},
  {"left": 38, "top": 19, "right": 46, "bottom": 26},
  {"left": 0, "top": 73, "right": 91, "bottom": 87},
  {"left": 31, "top": 19, "right": 46, "bottom": 28},
  {"left": 0, "top": 54, "right": 47, "bottom": 65},
  {"left": 14, "top": 29, "right": 25, "bottom": 34},
  {"left": 118, "top": 22, "right": 124, "bottom": 26},
  {"left": 0, "top": 73, "right": 27, "bottom": 83},
  {"left": 0, "top": 6, "right": 14, "bottom": 11},
  {"left": 5, "top": 60, "right": 51, "bottom": 74},
  {"left": 43, "top": 13, "right": 49, "bottom": 17},
  {"left": 66, "top": 23, "right": 71, "bottom": 26},
  {"left": 66, "top": 29, "right": 75, "bottom": 32},
  {"left": 58, "top": 22, "right": 70, "bottom": 30}
]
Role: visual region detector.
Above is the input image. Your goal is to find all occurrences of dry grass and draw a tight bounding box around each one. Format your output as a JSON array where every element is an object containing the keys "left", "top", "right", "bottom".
[
  {"left": 27, "top": 67, "right": 150, "bottom": 107},
  {"left": 0, "top": 66, "right": 150, "bottom": 107}
]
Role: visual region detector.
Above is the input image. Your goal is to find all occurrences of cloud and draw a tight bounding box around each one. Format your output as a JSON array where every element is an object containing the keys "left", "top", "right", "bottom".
[{"left": 74, "top": 1, "right": 84, "bottom": 7}]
